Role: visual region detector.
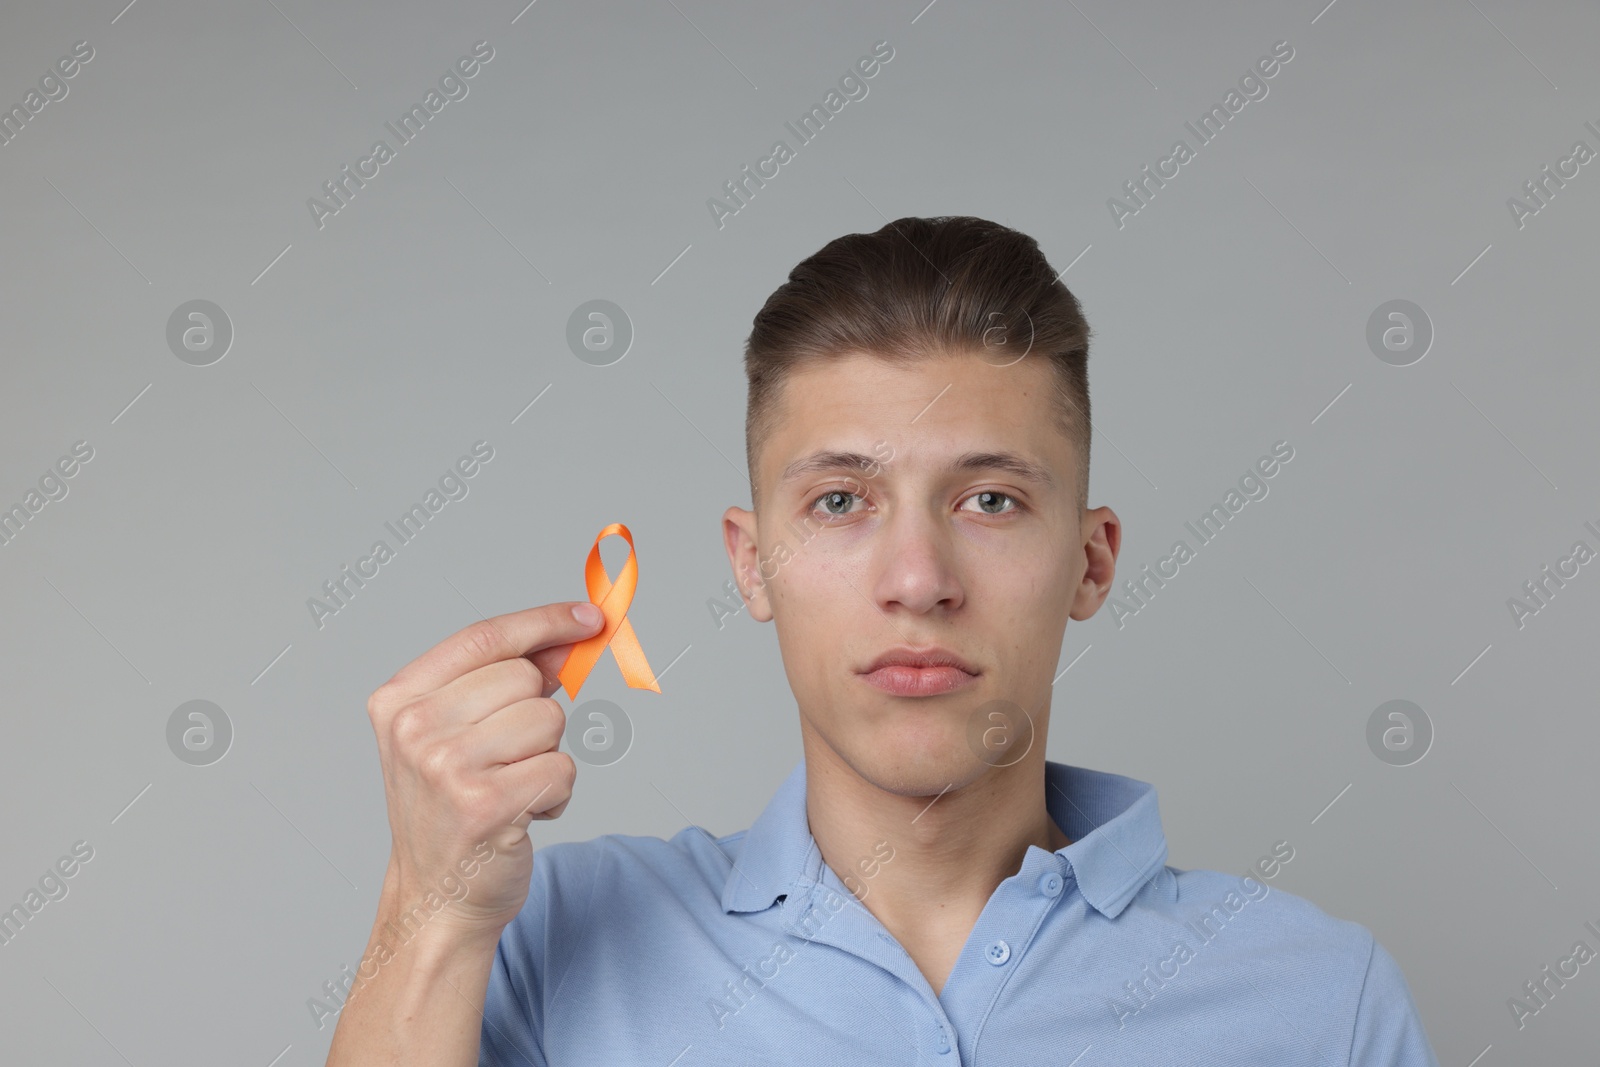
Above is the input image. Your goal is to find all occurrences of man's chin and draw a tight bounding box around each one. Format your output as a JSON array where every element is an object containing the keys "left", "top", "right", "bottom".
[{"left": 843, "top": 734, "right": 993, "bottom": 798}]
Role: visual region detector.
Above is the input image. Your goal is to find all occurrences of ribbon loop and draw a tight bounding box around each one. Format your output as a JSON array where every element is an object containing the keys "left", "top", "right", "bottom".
[{"left": 557, "top": 523, "right": 661, "bottom": 700}]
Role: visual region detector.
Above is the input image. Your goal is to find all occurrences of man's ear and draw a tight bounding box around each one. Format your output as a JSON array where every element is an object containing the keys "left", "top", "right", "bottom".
[
  {"left": 1069, "top": 505, "right": 1122, "bottom": 621},
  {"left": 722, "top": 505, "right": 774, "bottom": 622}
]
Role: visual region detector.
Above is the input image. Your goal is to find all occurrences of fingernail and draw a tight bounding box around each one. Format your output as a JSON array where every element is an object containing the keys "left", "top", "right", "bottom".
[{"left": 573, "top": 603, "right": 603, "bottom": 626}]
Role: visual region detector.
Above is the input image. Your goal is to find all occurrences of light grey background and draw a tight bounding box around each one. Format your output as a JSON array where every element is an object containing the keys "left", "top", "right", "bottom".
[{"left": 2, "top": 0, "right": 1596, "bottom": 1062}]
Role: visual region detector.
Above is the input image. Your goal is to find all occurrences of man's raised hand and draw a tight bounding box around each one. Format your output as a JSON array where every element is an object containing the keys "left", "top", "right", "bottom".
[{"left": 364, "top": 601, "right": 605, "bottom": 938}]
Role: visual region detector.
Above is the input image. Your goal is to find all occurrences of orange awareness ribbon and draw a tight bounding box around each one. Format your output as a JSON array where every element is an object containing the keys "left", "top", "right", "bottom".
[{"left": 557, "top": 523, "right": 661, "bottom": 701}]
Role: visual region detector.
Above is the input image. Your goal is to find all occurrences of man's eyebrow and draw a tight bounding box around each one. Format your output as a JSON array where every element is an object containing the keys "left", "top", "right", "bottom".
[
  {"left": 778, "top": 451, "right": 882, "bottom": 485},
  {"left": 952, "top": 450, "right": 1057, "bottom": 489},
  {"left": 777, "top": 449, "right": 1056, "bottom": 489}
]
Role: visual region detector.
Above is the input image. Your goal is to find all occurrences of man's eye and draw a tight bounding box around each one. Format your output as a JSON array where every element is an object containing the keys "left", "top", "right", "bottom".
[
  {"left": 812, "top": 490, "right": 860, "bottom": 516},
  {"left": 810, "top": 490, "right": 1019, "bottom": 518},
  {"left": 961, "top": 491, "right": 1018, "bottom": 515}
]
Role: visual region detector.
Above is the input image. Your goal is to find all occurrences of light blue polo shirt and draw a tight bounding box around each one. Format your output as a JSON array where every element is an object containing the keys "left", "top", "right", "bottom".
[{"left": 481, "top": 757, "right": 1438, "bottom": 1065}]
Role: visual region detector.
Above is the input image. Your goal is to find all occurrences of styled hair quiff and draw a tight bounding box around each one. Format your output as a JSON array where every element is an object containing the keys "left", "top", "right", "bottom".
[{"left": 742, "top": 215, "right": 1093, "bottom": 511}]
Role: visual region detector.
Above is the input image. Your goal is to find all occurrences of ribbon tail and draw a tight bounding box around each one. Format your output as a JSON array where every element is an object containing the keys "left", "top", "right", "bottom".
[{"left": 608, "top": 617, "right": 661, "bottom": 693}]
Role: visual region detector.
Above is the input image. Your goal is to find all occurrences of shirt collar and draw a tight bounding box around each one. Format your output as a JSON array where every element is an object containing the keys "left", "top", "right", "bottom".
[{"left": 722, "top": 756, "right": 1168, "bottom": 920}]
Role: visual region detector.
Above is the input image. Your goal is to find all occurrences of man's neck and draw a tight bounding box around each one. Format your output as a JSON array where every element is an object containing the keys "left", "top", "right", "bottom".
[{"left": 800, "top": 729, "right": 1071, "bottom": 950}]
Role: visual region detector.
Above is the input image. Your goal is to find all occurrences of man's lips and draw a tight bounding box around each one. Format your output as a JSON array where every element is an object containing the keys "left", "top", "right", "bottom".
[
  {"left": 859, "top": 664, "right": 977, "bottom": 696},
  {"left": 858, "top": 646, "right": 979, "bottom": 696},
  {"left": 861, "top": 646, "right": 978, "bottom": 674}
]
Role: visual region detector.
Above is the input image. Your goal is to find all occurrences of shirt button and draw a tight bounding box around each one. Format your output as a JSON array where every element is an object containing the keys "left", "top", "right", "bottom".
[
  {"left": 1038, "top": 871, "right": 1064, "bottom": 897},
  {"left": 937, "top": 1028, "right": 951, "bottom": 1054},
  {"left": 985, "top": 939, "right": 1011, "bottom": 965}
]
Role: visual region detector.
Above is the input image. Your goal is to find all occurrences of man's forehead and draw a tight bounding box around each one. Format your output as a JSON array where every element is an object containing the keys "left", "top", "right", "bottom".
[{"left": 755, "top": 352, "right": 1070, "bottom": 492}]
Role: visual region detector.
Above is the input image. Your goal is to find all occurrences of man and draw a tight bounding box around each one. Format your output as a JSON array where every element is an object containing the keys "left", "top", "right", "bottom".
[{"left": 326, "top": 216, "right": 1439, "bottom": 1065}]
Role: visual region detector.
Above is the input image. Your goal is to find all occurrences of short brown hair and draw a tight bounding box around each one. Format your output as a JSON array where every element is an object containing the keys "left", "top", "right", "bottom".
[{"left": 743, "top": 215, "right": 1092, "bottom": 512}]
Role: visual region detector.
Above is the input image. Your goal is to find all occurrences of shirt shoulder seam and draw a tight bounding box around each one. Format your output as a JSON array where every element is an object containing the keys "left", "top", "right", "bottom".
[
  {"left": 1343, "top": 928, "right": 1379, "bottom": 1067},
  {"left": 544, "top": 836, "right": 609, "bottom": 1019}
]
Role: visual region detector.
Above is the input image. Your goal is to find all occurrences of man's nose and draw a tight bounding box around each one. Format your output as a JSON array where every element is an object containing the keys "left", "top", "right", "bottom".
[{"left": 869, "top": 510, "right": 965, "bottom": 615}]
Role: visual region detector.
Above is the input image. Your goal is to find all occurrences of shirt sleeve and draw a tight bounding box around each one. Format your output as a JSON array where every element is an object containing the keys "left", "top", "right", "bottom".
[
  {"left": 478, "top": 841, "right": 604, "bottom": 1067},
  {"left": 1347, "top": 937, "right": 1440, "bottom": 1067},
  {"left": 479, "top": 932, "right": 550, "bottom": 1067}
]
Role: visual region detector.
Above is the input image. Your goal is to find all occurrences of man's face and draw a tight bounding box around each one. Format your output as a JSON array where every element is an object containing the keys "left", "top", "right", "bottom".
[{"left": 723, "top": 349, "right": 1119, "bottom": 797}]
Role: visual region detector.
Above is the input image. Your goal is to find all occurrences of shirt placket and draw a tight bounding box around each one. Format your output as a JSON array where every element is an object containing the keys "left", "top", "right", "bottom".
[
  {"left": 781, "top": 850, "right": 1073, "bottom": 1065},
  {"left": 940, "top": 850, "right": 1072, "bottom": 1065}
]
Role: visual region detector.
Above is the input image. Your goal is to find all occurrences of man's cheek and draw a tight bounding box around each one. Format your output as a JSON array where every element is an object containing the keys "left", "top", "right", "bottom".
[{"left": 758, "top": 541, "right": 792, "bottom": 580}]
